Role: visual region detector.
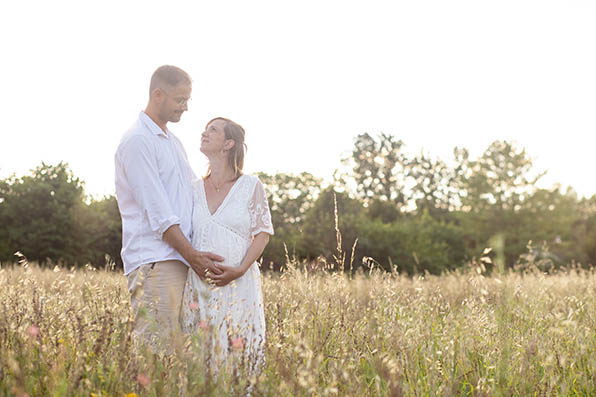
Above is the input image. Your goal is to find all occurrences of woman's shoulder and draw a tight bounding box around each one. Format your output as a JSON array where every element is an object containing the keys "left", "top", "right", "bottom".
[
  {"left": 240, "top": 174, "right": 265, "bottom": 189},
  {"left": 241, "top": 173, "right": 260, "bottom": 182}
]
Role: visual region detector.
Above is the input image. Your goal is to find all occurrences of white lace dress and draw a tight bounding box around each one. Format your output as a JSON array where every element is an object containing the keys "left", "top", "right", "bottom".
[{"left": 181, "top": 174, "right": 274, "bottom": 371}]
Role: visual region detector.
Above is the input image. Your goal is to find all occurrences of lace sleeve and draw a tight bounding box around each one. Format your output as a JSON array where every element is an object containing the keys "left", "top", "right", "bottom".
[{"left": 249, "top": 178, "right": 274, "bottom": 237}]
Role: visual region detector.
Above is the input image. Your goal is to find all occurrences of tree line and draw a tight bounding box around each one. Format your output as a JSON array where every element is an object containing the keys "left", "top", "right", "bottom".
[{"left": 1, "top": 134, "right": 595, "bottom": 273}]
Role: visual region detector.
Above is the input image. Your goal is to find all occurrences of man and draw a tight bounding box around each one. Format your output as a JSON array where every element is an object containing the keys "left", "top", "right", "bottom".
[{"left": 115, "top": 65, "right": 223, "bottom": 348}]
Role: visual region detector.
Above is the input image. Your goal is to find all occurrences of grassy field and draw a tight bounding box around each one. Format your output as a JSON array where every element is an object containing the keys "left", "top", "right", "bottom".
[{"left": 2, "top": 260, "right": 596, "bottom": 396}]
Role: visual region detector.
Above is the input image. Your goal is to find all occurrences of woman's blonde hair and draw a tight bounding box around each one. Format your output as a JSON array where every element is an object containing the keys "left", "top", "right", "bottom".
[{"left": 206, "top": 117, "right": 246, "bottom": 178}]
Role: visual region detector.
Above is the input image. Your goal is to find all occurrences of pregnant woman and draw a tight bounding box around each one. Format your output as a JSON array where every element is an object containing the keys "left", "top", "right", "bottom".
[{"left": 181, "top": 117, "right": 273, "bottom": 376}]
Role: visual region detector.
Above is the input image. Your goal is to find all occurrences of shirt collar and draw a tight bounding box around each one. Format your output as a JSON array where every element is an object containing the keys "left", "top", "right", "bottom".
[{"left": 139, "top": 111, "right": 171, "bottom": 138}]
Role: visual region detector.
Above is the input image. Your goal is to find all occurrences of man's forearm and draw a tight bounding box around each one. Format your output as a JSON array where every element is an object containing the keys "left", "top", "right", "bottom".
[
  {"left": 162, "top": 224, "right": 194, "bottom": 260},
  {"left": 163, "top": 224, "right": 224, "bottom": 277}
]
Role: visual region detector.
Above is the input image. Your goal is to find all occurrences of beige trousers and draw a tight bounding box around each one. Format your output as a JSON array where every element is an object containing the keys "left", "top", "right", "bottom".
[{"left": 127, "top": 260, "right": 188, "bottom": 351}]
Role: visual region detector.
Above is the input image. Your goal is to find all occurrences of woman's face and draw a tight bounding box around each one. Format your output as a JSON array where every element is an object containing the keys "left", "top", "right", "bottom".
[{"left": 200, "top": 119, "right": 229, "bottom": 155}]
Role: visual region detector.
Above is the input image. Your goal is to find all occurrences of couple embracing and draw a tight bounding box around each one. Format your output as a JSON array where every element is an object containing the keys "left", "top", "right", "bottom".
[{"left": 114, "top": 65, "right": 273, "bottom": 374}]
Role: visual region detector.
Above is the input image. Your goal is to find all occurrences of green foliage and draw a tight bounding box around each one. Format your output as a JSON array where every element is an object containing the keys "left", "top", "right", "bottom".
[
  {"left": 408, "top": 152, "right": 455, "bottom": 216},
  {"left": 301, "top": 187, "right": 365, "bottom": 265},
  {"left": 457, "top": 140, "right": 543, "bottom": 213},
  {"left": 2, "top": 133, "right": 595, "bottom": 274},
  {"left": 350, "top": 211, "right": 466, "bottom": 275},
  {"left": 75, "top": 196, "right": 123, "bottom": 268},
  {"left": 257, "top": 172, "right": 323, "bottom": 270},
  {"left": 0, "top": 162, "right": 85, "bottom": 264},
  {"left": 342, "top": 132, "right": 408, "bottom": 206},
  {"left": 452, "top": 142, "right": 580, "bottom": 266},
  {"left": 281, "top": 137, "right": 592, "bottom": 273},
  {"left": 573, "top": 195, "right": 596, "bottom": 266},
  {"left": 0, "top": 163, "right": 121, "bottom": 268},
  {"left": 366, "top": 198, "right": 400, "bottom": 223}
]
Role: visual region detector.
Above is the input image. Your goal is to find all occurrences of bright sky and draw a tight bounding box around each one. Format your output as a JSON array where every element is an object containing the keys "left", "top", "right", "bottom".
[{"left": 1, "top": 1, "right": 595, "bottom": 199}]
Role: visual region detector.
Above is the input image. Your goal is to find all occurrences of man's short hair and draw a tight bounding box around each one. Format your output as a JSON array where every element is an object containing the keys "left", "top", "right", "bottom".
[{"left": 149, "top": 65, "right": 191, "bottom": 95}]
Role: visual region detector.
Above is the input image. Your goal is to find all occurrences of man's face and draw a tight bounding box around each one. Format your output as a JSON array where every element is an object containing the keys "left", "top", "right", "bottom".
[{"left": 158, "top": 83, "right": 192, "bottom": 123}]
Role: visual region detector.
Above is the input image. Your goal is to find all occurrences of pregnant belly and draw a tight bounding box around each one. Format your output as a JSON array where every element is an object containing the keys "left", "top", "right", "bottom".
[{"left": 196, "top": 222, "right": 250, "bottom": 267}]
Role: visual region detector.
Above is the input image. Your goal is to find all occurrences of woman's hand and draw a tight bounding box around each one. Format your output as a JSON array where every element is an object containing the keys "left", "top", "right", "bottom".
[{"left": 209, "top": 265, "right": 245, "bottom": 287}]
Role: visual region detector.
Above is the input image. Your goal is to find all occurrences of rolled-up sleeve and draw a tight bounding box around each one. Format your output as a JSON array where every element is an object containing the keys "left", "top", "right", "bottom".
[{"left": 119, "top": 135, "right": 180, "bottom": 238}]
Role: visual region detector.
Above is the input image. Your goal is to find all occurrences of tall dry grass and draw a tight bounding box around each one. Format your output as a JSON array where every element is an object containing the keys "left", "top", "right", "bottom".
[{"left": 2, "top": 258, "right": 596, "bottom": 396}]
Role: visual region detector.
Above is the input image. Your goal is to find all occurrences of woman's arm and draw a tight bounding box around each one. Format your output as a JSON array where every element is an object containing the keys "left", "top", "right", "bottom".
[{"left": 210, "top": 232, "right": 270, "bottom": 286}]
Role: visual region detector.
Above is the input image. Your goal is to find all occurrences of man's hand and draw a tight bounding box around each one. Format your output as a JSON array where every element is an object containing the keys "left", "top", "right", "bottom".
[
  {"left": 210, "top": 264, "right": 244, "bottom": 287},
  {"left": 162, "top": 225, "right": 224, "bottom": 280},
  {"left": 188, "top": 250, "right": 224, "bottom": 281}
]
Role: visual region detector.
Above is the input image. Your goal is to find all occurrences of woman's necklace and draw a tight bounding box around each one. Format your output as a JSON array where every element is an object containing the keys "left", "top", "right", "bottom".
[{"left": 208, "top": 176, "right": 234, "bottom": 192}]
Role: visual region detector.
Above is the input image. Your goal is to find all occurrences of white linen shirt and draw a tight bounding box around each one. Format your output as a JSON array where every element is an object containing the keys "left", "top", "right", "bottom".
[{"left": 115, "top": 112, "right": 196, "bottom": 275}]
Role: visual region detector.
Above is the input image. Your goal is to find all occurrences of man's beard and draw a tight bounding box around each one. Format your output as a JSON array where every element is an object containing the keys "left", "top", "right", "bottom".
[{"left": 168, "top": 111, "right": 183, "bottom": 123}]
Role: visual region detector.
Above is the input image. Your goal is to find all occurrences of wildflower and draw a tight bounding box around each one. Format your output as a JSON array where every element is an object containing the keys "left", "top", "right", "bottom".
[
  {"left": 11, "top": 386, "right": 28, "bottom": 397},
  {"left": 124, "top": 394, "right": 138, "bottom": 397},
  {"left": 231, "top": 337, "right": 244, "bottom": 350},
  {"left": 189, "top": 301, "right": 199, "bottom": 310},
  {"left": 27, "top": 325, "right": 40, "bottom": 338},
  {"left": 198, "top": 321, "right": 208, "bottom": 329},
  {"left": 136, "top": 374, "right": 150, "bottom": 387}
]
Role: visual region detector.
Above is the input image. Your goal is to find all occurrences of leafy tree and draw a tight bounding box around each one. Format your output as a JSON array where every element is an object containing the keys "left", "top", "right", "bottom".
[
  {"left": 408, "top": 152, "right": 456, "bottom": 217},
  {"left": 343, "top": 133, "right": 461, "bottom": 217},
  {"left": 257, "top": 172, "right": 323, "bottom": 269},
  {"left": 455, "top": 141, "right": 547, "bottom": 265},
  {"left": 257, "top": 172, "right": 322, "bottom": 225},
  {"left": 459, "top": 141, "right": 543, "bottom": 213},
  {"left": 354, "top": 211, "right": 467, "bottom": 275},
  {"left": 342, "top": 133, "right": 408, "bottom": 208},
  {"left": 366, "top": 198, "right": 400, "bottom": 223},
  {"left": 1, "top": 138, "right": 592, "bottom": 275},
  {"left": 0, "top": 162, "right": 85, "bottom": 264},
  {"left": 75, "top": 196, "right": 123, "bottom": 268},
  {"left": 573, "top": 195, "right": 596, "bottom": 266},
  {"left": 0, "top": 178, "right": 10, "bottom": 260},
  {"left": 301, "top": 187, "right": 365, "bottom": 269}
]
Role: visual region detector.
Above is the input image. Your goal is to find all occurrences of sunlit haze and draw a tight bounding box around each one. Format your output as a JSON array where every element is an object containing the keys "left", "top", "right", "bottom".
[{"left": 1, "top": 0, "right": 595, "bottom": 198}]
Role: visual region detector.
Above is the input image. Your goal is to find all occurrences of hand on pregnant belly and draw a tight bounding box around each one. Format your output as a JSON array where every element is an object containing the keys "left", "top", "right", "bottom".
[{"left": 210, "top": 264, "right": 245, "bottom": 287}]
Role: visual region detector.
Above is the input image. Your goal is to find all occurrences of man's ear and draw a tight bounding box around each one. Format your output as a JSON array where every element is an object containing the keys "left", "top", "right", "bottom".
[{"left": 151, "top": 88, "right": 165, "bottom": 104}]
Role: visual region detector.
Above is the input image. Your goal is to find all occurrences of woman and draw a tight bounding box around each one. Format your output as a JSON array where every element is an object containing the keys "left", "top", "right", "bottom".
[{"left": 181, "top": 117, "right": 273, "bottom": 375}]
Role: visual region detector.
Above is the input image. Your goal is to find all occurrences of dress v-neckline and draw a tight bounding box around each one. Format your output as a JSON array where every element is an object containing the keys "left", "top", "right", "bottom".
[{"left": 201, "top": 175, "right": 245, "bottom": 217}]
